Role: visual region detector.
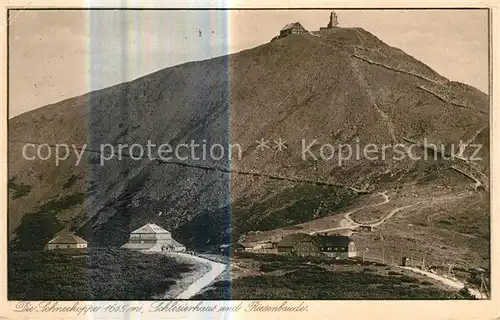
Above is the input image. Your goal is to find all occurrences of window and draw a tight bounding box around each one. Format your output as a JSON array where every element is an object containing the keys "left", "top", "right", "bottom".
[{"left": 67, "top": 245, "right": 70, "bottom": 248}]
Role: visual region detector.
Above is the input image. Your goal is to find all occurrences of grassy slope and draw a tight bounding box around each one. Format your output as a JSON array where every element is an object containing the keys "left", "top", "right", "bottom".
[
  {"left": 233, "top": 183, "right": 357, "bottom": 234},
  {"left": 8, "top": 248, "right": 193, "bottom": 300},
  {"left": 350, "top": 185, "right": 490, "bottom": 269},
  {"left": 193, "top": 253, "right": 470, "bottom": 300}
]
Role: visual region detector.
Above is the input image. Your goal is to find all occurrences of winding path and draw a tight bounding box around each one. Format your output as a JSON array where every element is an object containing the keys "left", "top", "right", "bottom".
[
  {"left": 400, "top": 266, "right": 486, "bottom": 299},
  {"left": 346, "top": 191, "right": 389, "bottom": 225},
  {"left": 368, "top": 202, "right": 420, "bottom": 227},
  {"left": 359, "top": 193, "right": 467, "bottom": 228},
  {"left": 310, "top": 191, "right": 389, "bottom": 234},
  {"left": 145, "top": 248, "right": 227, "bottom": 300},
  {"left": 172, "top": 253, "right": 227, "bottom": 299},
  {"left": 311, "top": 191, "right": 468, "bottom": 234}
]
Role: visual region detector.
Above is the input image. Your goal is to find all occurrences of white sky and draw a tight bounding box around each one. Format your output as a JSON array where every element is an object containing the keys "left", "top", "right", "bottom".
[{"left": 8, "top": 9, "right": 489, "bottom": 118}]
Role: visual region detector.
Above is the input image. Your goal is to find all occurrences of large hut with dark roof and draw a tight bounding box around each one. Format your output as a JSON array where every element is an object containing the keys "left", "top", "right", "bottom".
[
  {"left": 276, "top": 233, "right": 321, "bottom": 257},
  {"left": 315, "top": 234, "right": 357, "bottom": 258},
  {"left": 276, "top": 233, "right": 357, "bottom": 258}
]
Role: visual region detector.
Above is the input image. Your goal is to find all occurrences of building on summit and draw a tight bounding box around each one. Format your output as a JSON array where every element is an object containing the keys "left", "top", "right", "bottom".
[
  {"left": 271, "top": 11, "right": 339, "bottom": 42},
  {"left": 271, "top": 22, "right": 308, "bottom": 41},
  {"left": 121, "top": 223, "right": 186, "bottom": 251},
  {"left": 279, "top": 22, "right": 308, "bottom": 38},
  {"left": 328, "top": 11, "right": 339, "bottom": 28},
  {"left": 46, "top": 233, "right": 88, "bottom": 250},
  {"left": 320, "top": 11, "right": 339, "bottom": 30}
]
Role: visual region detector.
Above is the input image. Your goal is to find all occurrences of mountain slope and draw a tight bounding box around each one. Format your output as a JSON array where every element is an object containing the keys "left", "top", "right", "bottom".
[{"left": 8, "top": 27, "right": 489, "bottom": 263}]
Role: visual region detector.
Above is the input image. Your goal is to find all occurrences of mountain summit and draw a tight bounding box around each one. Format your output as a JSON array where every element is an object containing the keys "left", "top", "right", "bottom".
[{"left": 8, "top": 27, "right": 489, "bottom": 266}]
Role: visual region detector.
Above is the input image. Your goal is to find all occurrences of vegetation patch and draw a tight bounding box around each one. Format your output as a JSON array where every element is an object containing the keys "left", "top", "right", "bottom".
[
  {"left": 195, "top": 267, "right": 466, "bottom": 300},
  {"left": 234, "top": 184, "right": 357, "bottom": 233},
  {"left": 12, "top": 213, "right": 63, "bottom": 250},
  {"left": 62, "top": 175, "right": 80, "bottom": 189},
  {"left": 38, "top": 193, "right": 86, "bottom": 215},
  {"left": 8, "top": 176, "right": 32, "bottom": 199},
  {"left": 198, "top": 252, "right": 473, "bottom": 300},
  {"left": 8, "top": 248, "right": 193, "bottom": 300}
]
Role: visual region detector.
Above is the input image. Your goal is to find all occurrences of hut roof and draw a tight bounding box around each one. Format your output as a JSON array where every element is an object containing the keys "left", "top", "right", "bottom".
[
  {"left": 314, "top": 235, "right": 351, "bottom": 247},
  {"left": 280, "top": 22, "right": 301, "bottom": 31},
  {"left": 277, "top": 233, "right": 352, "bottom": 248},
  {"left": 167, "top": 239, "right": 185, "bottom": 248},
  {"left": 131, "top": 223, "right": 170, "bottom": 234},
  {"left": 277, "top": 233, "right": 316, "bottom": 248},
  {"left": 48, "top": 233, "right": 87, "bottom": 245}
]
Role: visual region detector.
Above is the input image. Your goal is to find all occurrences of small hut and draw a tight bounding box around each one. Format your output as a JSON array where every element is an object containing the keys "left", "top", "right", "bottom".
[{"left": 46, "top": 233, "right": 88, "bottom": 250}]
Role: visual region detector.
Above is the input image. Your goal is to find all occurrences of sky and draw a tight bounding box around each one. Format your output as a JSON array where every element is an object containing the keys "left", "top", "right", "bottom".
[{"left": 8, "top": 9, "right": 489, "bottom": 118}]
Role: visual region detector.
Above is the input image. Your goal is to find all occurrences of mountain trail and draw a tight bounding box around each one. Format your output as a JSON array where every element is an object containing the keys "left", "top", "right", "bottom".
[
  {"left": 417, "top": 85, "right": 488, "bottom": 115},
  {"left": 310, "top": 191, "right": 388, "bottom": 234},
  {"left": 147, "top": 249, "right": 227, "bottom": 300},
  {"left": 399, "top": 266, "right": 486, "bottom": 299}
]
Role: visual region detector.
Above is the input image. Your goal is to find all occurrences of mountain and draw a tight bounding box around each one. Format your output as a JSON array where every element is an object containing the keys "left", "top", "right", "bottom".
[{"left": 8, "top": 27, "right": 489, "bottom": 266}]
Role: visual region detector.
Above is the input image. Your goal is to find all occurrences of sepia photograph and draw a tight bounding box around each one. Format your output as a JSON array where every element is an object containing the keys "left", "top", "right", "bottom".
[{"left": 4, "top": 6, "right": 492, "bottom": 305}]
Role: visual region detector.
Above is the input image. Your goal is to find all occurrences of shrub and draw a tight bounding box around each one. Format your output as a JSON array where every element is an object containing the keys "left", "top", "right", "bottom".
[
  {"left": 8, "top": 177, "right": 32, "bottom": 199},
  {"left": 63, "top": 175, "right": 79, "bottom": 189},
  {"left": 400, "top": 276, "right": 420, "bottom": 283},
  {"left": 259, "top": 263, "right": 281, "bottom": 272},
  {"left": 372, "top": 262, "right": 386, "bottom": 267},
  {"left": 13, "top": 213, "right": 63, "bottom": 250},
  {"left": 458, "top": 286, "right": 476, "bottom": 299}
]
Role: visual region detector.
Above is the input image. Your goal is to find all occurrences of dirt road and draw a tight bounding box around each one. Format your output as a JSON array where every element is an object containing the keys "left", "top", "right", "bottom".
[
  {"left": 400, "top": 266, "right": 486, "bottom": 299},
  {"left": 174, "top": 253, "right": 227, "bottom": 299},
  {"left": 144, "top": 248, "right": 227, "bottom": 300},
  {"left": 368, "top": 202, "right": 419, "bottom": 227},
  {"left": 366, "top": 193, "right": 468, "bottom": 228},
  {"left": 346, "top": 191, "right": 389, "bottom": 225},
  {"left": 310, "top": 191, "right": 389, "bottom": 234}
]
